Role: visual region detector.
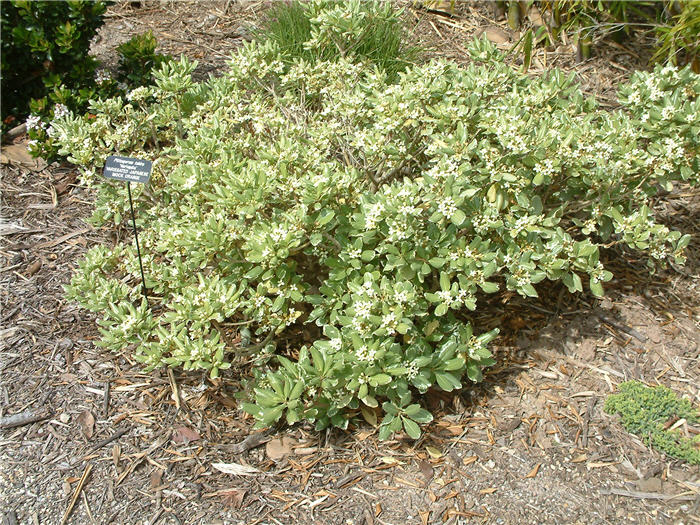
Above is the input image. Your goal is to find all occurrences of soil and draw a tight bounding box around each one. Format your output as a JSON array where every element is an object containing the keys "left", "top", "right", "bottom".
[{"left": 1, "top": 2, "right": 699, "bottom": 525}]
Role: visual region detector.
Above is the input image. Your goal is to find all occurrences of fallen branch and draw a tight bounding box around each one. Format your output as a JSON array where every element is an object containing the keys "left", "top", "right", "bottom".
[
  {"left": 0, "top": 410, "right": 51, "bottom": 429},
  {"left": 600, "top": 487, "right": 696, "bottom": 501},
  {"left": 4, "top": 123, "right": 26, "bottom": 140},
  {"left": 595, "top": 313, "right": 648, "bottom": 343}
]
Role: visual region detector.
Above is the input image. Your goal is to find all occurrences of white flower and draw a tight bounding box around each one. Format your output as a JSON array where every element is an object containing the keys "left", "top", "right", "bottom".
[
  {"left": 26, "top": 115, "right": 44, "bottom": 131},
  {"left": 437, "top": 290, "right": 452, "bottom": 305},
  {"left": 356, "top": 345, "right": 376, "bottom": 362},
  {"left": 183, "top": 175, "right": 197, "bottom": 190},
  {"left": 437, "top": 197, "right": 457, "bottom": 218},
  {"left": 127, "top": 86, "right": 150, "bottom": 102},
  {"left": 394, "top": 290, "right": 409, "bottom": 304},
  {"left": 53, "top": 104, "right": 70, "bottom": 119},
  {"left": 364, "top": 202, "right": 384, "bottom": 230},
  {"left": 270, "top": 226, "right": 287, "bottom": 242},
  {"left": 354, "top": 300, "right": 372, "bottom": 319},
  {"left": 95, "top": 70, "right": 111, "bottom": 84}
]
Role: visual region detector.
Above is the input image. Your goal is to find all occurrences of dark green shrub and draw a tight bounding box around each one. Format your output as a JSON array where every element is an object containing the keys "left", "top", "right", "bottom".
[
  {"left": 0, "top": 0, "right": 109, "bottom": 129},
  {"left": 29, "top": 30, "right": 169, "bottom": 161},
  {"left": 117, "top": 30, "right": 171, "bottom": 87}
]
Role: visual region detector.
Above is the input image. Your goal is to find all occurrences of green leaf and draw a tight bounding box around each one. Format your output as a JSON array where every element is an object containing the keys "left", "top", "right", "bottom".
[
  {"left": 369, "top": 373, "right": 392, "bottom": 387},
  {"left": 404, "top": 404, "right": 433, "bottom": 424},
  {"left": 522, "top": 29, "right": 533, "bottom": 72},
  {"left": 245, "top": 266, "right": 264, "bottom": 279},
  {"left": 572, "top": 273, "right": 583, "bottom": 293},
  {"left": 520, "top": 283, "right": 538, "bottom": 297},
  {"left": 479, "top": 281, "right": 499, "bottom": 293},
  {"left": 443, "top": 357, "right": 465, "bottom": 371},
  {"left": 451, "top": 209, "right": 466, "bottom": 226},
  {"left": 378, "top": 422, "right": 393, "bottom": 440},
  {"left": 435, "top": 371, "right": 460, "bottom": 392},
  {"left": 466, "top": 362, "right": 483, "bottom": 382},
  {"left": 435, "top": 303, "right": 448, "bottom": 316},
  {"left": 429, "top": 257, "right": 445, "bottom": 268},
  {"left": 260, "top": 405, "right": 285, "bottom": 425},
  {"left": 402, "top": 417, "right": 421, "bottom": 439},
  {"left": 317, "top": 209, "right": 335, "bottom": 225},
  {"left": 589, "top": 279, "right": 604, "bottom": 297},
  {"left": 440, "top": 272, "right": 450, "bottom": 291},
  {"left": 310, "top": 233, "right": 323, "bottom": 246}
]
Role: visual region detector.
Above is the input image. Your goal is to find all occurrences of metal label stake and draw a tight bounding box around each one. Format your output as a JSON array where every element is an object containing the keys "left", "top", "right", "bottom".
[
  {"left": 126, "top": 181, "right": 148, "bottom": 300},
  {"left": 103, "top": 155, "right": 153, "bottom": 301}
]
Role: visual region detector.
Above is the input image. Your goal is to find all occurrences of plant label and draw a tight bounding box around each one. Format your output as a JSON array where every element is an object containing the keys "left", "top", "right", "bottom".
[{"left": 103, "top": 155, "right": 152, "bottom": 184}]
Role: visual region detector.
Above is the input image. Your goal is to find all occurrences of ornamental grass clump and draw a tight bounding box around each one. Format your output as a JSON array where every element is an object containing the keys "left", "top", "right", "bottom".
[
  {"left": 52, "top": 2, "right": 698, "bottom": 439},
  {"left": 254, "top": 0, "right": 420, "bottom": 80}
]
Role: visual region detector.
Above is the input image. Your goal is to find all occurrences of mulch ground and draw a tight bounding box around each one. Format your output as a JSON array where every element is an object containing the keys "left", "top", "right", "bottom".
[{"left": 1, "top": 2, "right": 699, "bottom": 524}]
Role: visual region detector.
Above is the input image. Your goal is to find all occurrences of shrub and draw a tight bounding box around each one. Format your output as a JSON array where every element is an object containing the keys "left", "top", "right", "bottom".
[
  {"left": 52, "top": 13, "right": 698, "bottom": 438},
  {"left": 116, "top": 30, "right": 171, "bottom": 87},
  {"left": 24, "top": 30, "right": 171, "bottom": 161},
  {"left": 0, "top": 0, "right": 109, "bottom": 130},
  {"left": 1, "top": 1, "right": 170, "bottom": 159},
  {"left": 605, "top": 381, "right": 700, "bottom": 464},
  {"left": 254, "top": 0, "right": 420, "bottom": 80}
]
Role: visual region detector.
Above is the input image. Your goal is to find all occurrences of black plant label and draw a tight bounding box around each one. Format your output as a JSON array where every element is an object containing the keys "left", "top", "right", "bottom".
[{"left": 104, "top": 155, "right": 152, "bottom": 184}]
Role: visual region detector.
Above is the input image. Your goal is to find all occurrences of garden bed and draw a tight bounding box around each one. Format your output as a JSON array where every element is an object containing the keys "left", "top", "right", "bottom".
[{"left": 1, "top": 2, "right": 698, "bottom": 524}]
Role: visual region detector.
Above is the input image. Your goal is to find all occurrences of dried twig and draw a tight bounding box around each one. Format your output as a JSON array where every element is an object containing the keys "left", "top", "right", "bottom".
[
  {"left": 0, "top": 410, "right": 51, "bottom": 429},
  {"left": 595, "top": 313, "right": 648, "bottom": 343},
  {"left": 86, "top": 427, "right": 129, "bottom": 455},
  {"left": 4, "top": 123, "right": 26, "bottom": 140},
  {"left": 61, "top": 463, "right": 92, "bottom": 524},
  {"left": 599, "top": 487, "right": 696, "bottom": 501},
  {"left": 102, "top": 380, "right": 111, "bottom": 418},
  {"left": 167, "top": 368, "right": 182, "bottom": 411},
  {"left": 222, "top": 431, "right": 271, "bottom": 454}
]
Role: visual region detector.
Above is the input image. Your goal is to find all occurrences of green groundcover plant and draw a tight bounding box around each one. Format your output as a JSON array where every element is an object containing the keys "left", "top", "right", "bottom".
[
  {"left": 605, "top": 381, "right": 700, "bottom": 464},
  {"left": 52, "top": 2, "right": 698, "bottom": 439}
]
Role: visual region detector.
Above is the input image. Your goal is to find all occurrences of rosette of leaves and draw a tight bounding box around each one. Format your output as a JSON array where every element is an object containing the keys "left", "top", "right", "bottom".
[{"left": 52, "top": 1, "right": 698, "bottom": 439}]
